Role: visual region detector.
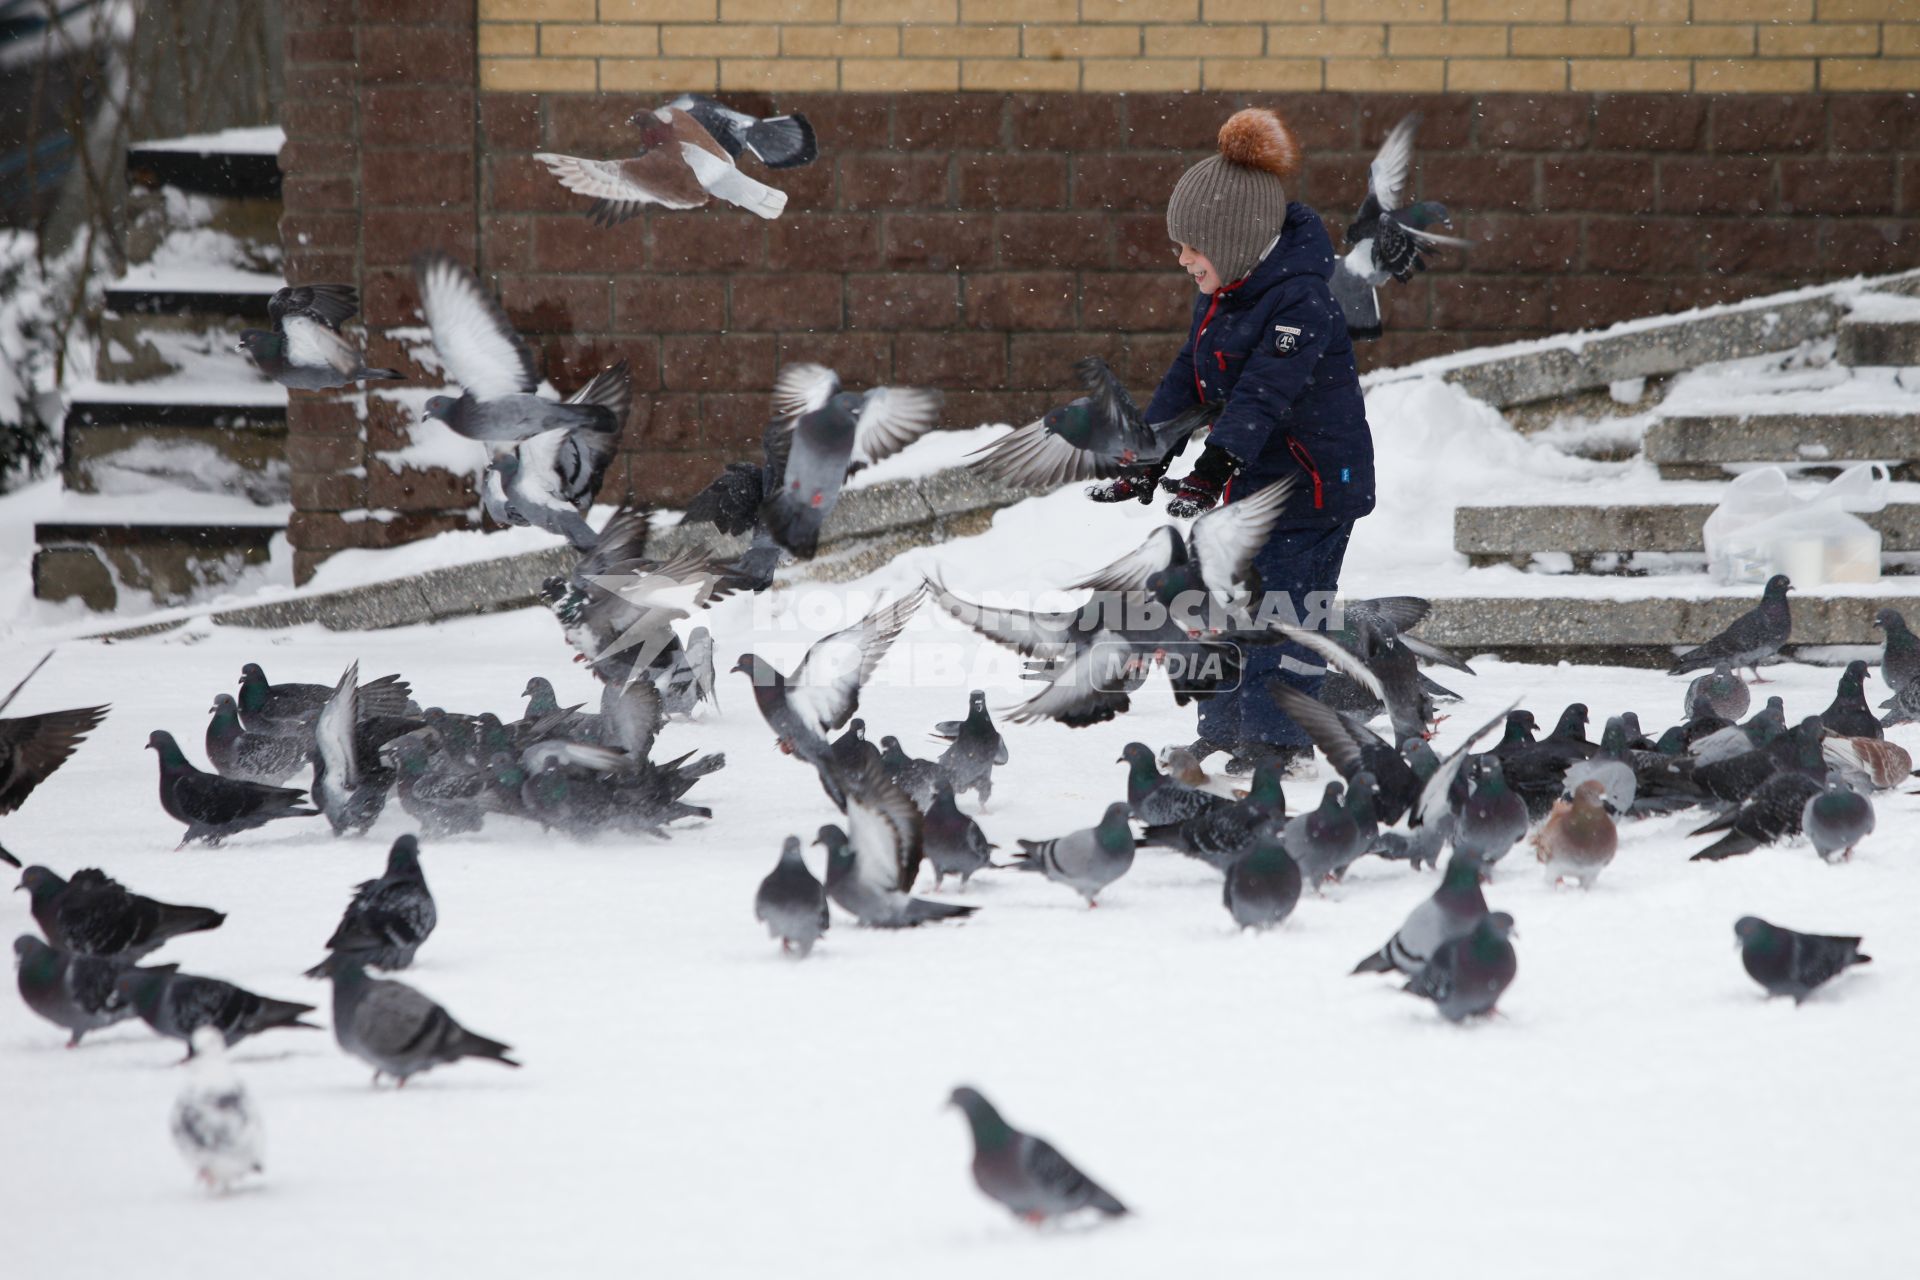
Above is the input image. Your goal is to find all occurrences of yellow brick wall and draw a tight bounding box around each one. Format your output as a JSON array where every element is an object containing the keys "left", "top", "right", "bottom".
[{"left": 477, "top": 1, "right": 1920, "bottom": 92}]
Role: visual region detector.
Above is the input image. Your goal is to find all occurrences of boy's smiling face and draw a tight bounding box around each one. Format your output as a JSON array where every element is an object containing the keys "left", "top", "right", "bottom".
[{"left": 1176, "top": 242, "right": 1223, "bottom": 295}]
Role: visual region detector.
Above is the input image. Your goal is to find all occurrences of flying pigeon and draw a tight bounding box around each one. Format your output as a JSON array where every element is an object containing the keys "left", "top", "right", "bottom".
[
  {"left": 1819, "top": 660, "right": 1882, "bottom": 740},
  {"left": 1872, "top": 607, "right": 1920, "bottom": 693},
  {"left": 1685, "top": 663, "right": 1750, "bottom": 722},
  {"left": 329, "top": 958, "right": 519, "bottom": 1085},
  {"left": 1011, "top": 801, "right": 1136, "bottom": 907},
  {"left": 759, "top": 363, "right": 942, "bottom": 559},
  {"left": 413, "top": 251, "right": 628, "bottom": 449},
  {"left": 1352, "top": 852, "right": 1489, "bottom": 977},
  {"left": 681, "top": 415, "right": 797, "bottom": 590},
  {"left": 967, "top": 356, "right": 1218, "bottom": 494},
  {"left": 1800, "top": 782, "right": 1874, "bottom": 863},
  {"left": 305, "top": 835, "right": 437, "bottom": 978},
  {"left": 1734, "top": 916, "right": 1869, "bottom": 1003},
  {"left": 932, "top": 690, "right": 1008, "bottom": 807},
  {"left": 237, "top": 283, "right": 401, "bottom": 390},
  {"left": 235, "top": 662, "right": 413, "bottom": 739},
  {"left": 1404, "top": 911, "right": 1517, "bottom": 1022},
  {"left": 818, "top": 759, "right": 975, "bottom": 928},
  {"left": 171, "top": 1026, "right": 265, "bottom": 1194},
  {"left": 666, "top": 94, "right": 818, "bottom": 169},
  {"left": 733, "top": 589, "right": 924, "bottom": 803},
  {"left": 923, "top": 780, "right": 996, "bottom": 891},
  {"left": 1337, "top": 112, "right": 1472, "bottom": 339},
  {"left": 536, "top": 104, "right": 795, "bottom": 222},
  {"left": 1668, "top": 574, "right": 1792, "bottom": 680},
  {"left": 313, "top": 662, "right": 394, "bottom": 837},
  {"left": 481, "top": 361, "right": 631, "bottom": 550},
  {"left": 1533, "top": 778, "right": 1617, "bottom": 888},
  {"left": 947, "top": 1085, "right": 1128, "bottom": 1224},
  {"left": 1064, "top": 476, "right": 1298, "bottom": 631},
  {"left": 147, "top": 730, "right": 315, "bottom": 846},
  {"left": 116, "top": 966, "right": 319, "bottom": 1053},
  {"left": 755, "top": 836, "right": 829, "bottom": 958},
  {"left": 0, "top": 654, "right": 108, "bottom": 833},
  {"left": 205, "top": 693, "right": 308, "bottom": 786},
  {"left": 13, "top": 935, "right": 168, "bottom": 1047},
  {"left": 1222, "top": 832, "right": 1302, "bottom": 931},
  {"left": 19, "top": 864, "right": 224, "bottom": 961}
]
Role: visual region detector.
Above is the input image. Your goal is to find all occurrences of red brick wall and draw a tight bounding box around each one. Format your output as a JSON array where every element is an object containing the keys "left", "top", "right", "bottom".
[{"left": 277, "top": 7, "right": 1919, "bottom": 581}]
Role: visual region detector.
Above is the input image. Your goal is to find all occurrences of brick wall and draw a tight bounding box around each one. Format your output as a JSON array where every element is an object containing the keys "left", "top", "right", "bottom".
[
  {"left": 475, "top": 2, "right": 1920, "bottom": 95},
  {"left": 280, "top": 1, "right": 1920, "bottom": 582}
]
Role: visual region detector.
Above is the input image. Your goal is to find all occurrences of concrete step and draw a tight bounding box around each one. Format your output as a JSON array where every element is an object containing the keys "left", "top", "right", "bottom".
[
  {"left": 123, "top": 128, "right": 283, "bottom": 271},
  {"left": 1420, "top": 591, "right": 1913, "bottom": 666},
  {"left": 98, "top": 277, "right": 279, "bottom": 381},
  {"left": 33, "top": 520, "right": 283, "bottom": 611},
  {"left": 1838, "top": 320, "right": 1920, "bottom": 368},
  {"left": 63, "top": 399, "right": 289, "bottom": 504},
  {"left": 1645, "top": 413, "right": 1920, "bottom": 480},
  {"left": 1457, "top": 501, "right": 1920, "bottom": 565}
]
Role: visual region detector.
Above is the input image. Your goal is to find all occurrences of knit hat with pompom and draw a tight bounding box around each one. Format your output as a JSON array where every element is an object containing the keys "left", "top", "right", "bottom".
[{"left": 1166, "top": 108, "right": 1303, "bottom": 286}]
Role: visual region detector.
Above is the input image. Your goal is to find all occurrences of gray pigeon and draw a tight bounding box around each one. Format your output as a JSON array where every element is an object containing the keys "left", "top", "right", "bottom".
[
  {"left": 329, "top": 959, "right": 519, "bottom": 1085},
  {"left": 1138, "top": 760, "right": 1287, "bottom": 873},
  {"left": 819, "top": 757, "right": 976, "bottom": 928},
  {"left": 1121, "top": 741, "right": 1231, "bottom": 826},
  {"left": 661, "top": 626, "right": 717, "bottom": 717},
  {"left": 1352, "top": 852, "right": 1488, "bottom": 976},
  {"left": 313, "top": 662, "right": 392, "bottom": 837},
  {"left": 171, "top": 1027, "right": 265, "bottom": 1193},
  {"left": 923, "top": 780, "right": 995, "bottom": 891},
  {"left": 1820, "top": 660, "right": 1882, "bottom": 740},
  {"left": 205, "top": 694, "right": 308, "bottom": 786},
  {"left": 1690, "top": 718, "right": 1828, "bottom": 861},
  {"left": 1878, "top": 675, "right": 1920, "bottom": 727},
  {"left": 1668, "top": 574, "right": 1792, "bottom": 680},
  {"left": 933, "top": 690, "right": 1008, "bottom": 806},
  {"left": 304, "top": 835, "right": 436, "bottom": 978},
  {"left": 755, "top": 836, "right": 829, "bottom": 958},
  {"left": 237, "top": 284, "right": 401, "bottom": 391},
  {"left": 414, "top": 252, "right": 626, "bottom": 445},
  {"left": 116, "top": 967, "right": 319, "bottom": 1053},
  {"left": 1685, "top": 663, "right": 1750, "bottom": 722},
  {"left": 1734, "top": 916, "right": 1870, "bottom": 1003},
  {"left": 480, "top": 361, "right": 629, "bottom": 550},
  {"left": 878, "top": 735, "right": 943, "bottom": 810},
  {"left": 1872, "top": 607, "right": 1920, "bottom": 693},
  {"left": 19, "top": 865, "right": 224, "bottom": 961},
  {"left": 1800, "top": 782, "right": 1874, "bottom": 863},
  {"left": 1404, "top": 911, "right": 1517, "bottom": 1022},
  {"left": 1282, "top": 780, "right": 1362, "bottom": 887},
  {"left": 761, "top": 363, "right": 942, "bottom": 558},
  {"left": 148, "top": 730, "right": 316, "bottom": 846},
  {"left": 1560, "top": 716, "right": 1636, "bottom": 815},
  {"left": 13, "top": 935, "right": 169, "bottom": 1047},
  {"left": 235, "top": 662, "right": 412, "bottom": 739},
  {"left": 948, "top": 1085, "right": 1128, "bottom": 1224},
  {"left": 968, "top": 355, "right": 1216, "bottom": 493},
  {"left": 1011, "top": 802, "right": 1135, "bottom": 906},
  {"left": 1221, "top": 833, "right": 1302, "bottom": 931}
]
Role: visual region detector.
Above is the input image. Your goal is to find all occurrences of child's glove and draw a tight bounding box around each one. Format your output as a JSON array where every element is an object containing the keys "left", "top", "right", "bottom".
[
  {"left": 1084, "top": 458, "right": 1168, "bottom": 505},
  {"left": 1159, "top": 444, "right": 1239, "bottom": 518}
]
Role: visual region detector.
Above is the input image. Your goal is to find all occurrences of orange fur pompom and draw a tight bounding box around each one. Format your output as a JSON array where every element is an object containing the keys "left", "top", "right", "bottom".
[{"left": 1216, "top": 108, "right": 1302, "bottom": 181}]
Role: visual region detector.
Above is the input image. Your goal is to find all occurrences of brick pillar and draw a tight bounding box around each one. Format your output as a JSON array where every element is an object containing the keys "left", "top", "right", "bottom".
[{"left": 281, "top": 0, "right": 480, "bottom": 586}]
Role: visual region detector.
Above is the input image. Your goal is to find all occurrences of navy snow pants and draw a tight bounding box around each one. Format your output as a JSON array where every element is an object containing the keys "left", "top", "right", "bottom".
[{"left": 1195, "top": 516, "right": 1353, "bottom": 750}]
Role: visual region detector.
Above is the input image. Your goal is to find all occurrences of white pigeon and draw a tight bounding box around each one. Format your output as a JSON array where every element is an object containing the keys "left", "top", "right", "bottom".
[{"left": 171, "top": 1027, "right": 264, "bottom": 1194}]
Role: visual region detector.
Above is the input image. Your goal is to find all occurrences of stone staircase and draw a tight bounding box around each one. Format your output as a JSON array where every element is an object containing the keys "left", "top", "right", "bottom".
[
  {"left": 33, "top": 127, "right": 289, "bottom": 611},
  {"left": 1427, "top": 273, "right": 1920, "bottom": 664}
]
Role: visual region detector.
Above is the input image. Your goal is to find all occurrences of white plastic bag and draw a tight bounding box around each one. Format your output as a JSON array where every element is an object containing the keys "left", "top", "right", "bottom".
[{"left": 1703, "top": 463, "right": 1888, "bottom": 587}]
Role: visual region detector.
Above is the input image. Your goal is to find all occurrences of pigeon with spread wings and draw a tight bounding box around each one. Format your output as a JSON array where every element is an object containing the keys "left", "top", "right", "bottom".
[
  {"left": 237, "top": 284, "right": 401, "bottom": 391},
  {"left": 536, "top": 104, "right": 792, "bottom": 223},
  {"left": 1336, "top": 112, "right": 1473, "bottom": 339}
]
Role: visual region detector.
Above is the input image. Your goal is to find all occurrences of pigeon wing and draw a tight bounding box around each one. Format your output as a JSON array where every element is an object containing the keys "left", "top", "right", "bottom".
[
  {"left": 533, "top": 151, "right": 708, "bottom": 219},
  {"left": 843, "top": 758, "right": 923, "bottom": 894},
  {"left": 281, "top": 315, "right": 360, "bottom": 377},
  {"left": 1369, "top": 112, "right": 1421, "bottom": 212},
  {"left": 772, "top": 363, "right": 840, "bottom": 419},
  {"left": 0, "top": 704, "right": 109, "bottom": 814},
  {"left": 850, "top": 387, "right": 942, "bottom": 466},
  {"left": 316, "top": 664, "right": 361, "bottom": 792},
  {"left": 1190, "top": 476, "right": 1296, "bottom": 605},
  {"left": 968, "top": 415, "right": 1123, "bottom": 488},
  {"left": 270, "top": 283, "right": 359, "bottom": 332},
  {"left": 412, "top": 252, "right": 538, "bottom": 400},
  {"left": 924, "top": 573, "right": 1078, "bottom": 660},
  {"left": 786, "top": 589, "right": 925, "bottom": 736},
  {"left": 1066, "top": 526, "right": 1182, "bottom": 594}
]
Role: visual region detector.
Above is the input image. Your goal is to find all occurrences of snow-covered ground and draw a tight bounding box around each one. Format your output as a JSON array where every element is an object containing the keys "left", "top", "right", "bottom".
[{"left": 3, "top": 505, "right": 1916, "bottom": 1276}]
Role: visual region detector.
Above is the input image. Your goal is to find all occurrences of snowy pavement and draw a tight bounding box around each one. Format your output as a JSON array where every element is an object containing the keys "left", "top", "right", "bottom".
[{"left": 3, "top": 562, "right": 1916, "bottom": 1276}]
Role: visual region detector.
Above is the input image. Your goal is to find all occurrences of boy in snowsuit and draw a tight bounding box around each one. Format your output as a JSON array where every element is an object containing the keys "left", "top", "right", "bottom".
[{"left": 1106, "top": 108, "right": 1375, "bottom": 774}]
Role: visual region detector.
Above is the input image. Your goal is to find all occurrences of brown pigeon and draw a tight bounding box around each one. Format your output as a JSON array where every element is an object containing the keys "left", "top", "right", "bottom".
[
  {"left": 1532, "top": 778, "right": 1617, "bottom": 889},
  {"left": 535, "top": 106, "right": 789, "bottom": 223}
]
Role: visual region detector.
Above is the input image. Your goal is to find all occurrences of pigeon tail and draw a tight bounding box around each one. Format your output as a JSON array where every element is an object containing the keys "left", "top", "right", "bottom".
[
  {"left": 1350, "top": 948, "right": 1395, "bottom": 975},
  {"left": 1690, "top": 831, "right": 1759, "bottom": 861},
  {"left": 456, "top": 1029, "right": 521, "bottom": 1067}
]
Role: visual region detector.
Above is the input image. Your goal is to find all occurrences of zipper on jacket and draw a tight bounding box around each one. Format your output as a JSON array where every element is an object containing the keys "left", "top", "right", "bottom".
[{"left": 1286, "top": 436, "right": 1325, "bottom": 510}]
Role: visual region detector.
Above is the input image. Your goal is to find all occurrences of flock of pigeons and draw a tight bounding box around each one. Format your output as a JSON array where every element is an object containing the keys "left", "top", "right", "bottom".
[{"left": 9, "top": 93, "right": 1888, "bottom": 1223}]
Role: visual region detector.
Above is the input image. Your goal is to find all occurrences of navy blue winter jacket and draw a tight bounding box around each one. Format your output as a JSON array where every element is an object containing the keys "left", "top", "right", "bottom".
[{"left": 1144, "top": 202, "right": 1376, "bottom": 524}]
